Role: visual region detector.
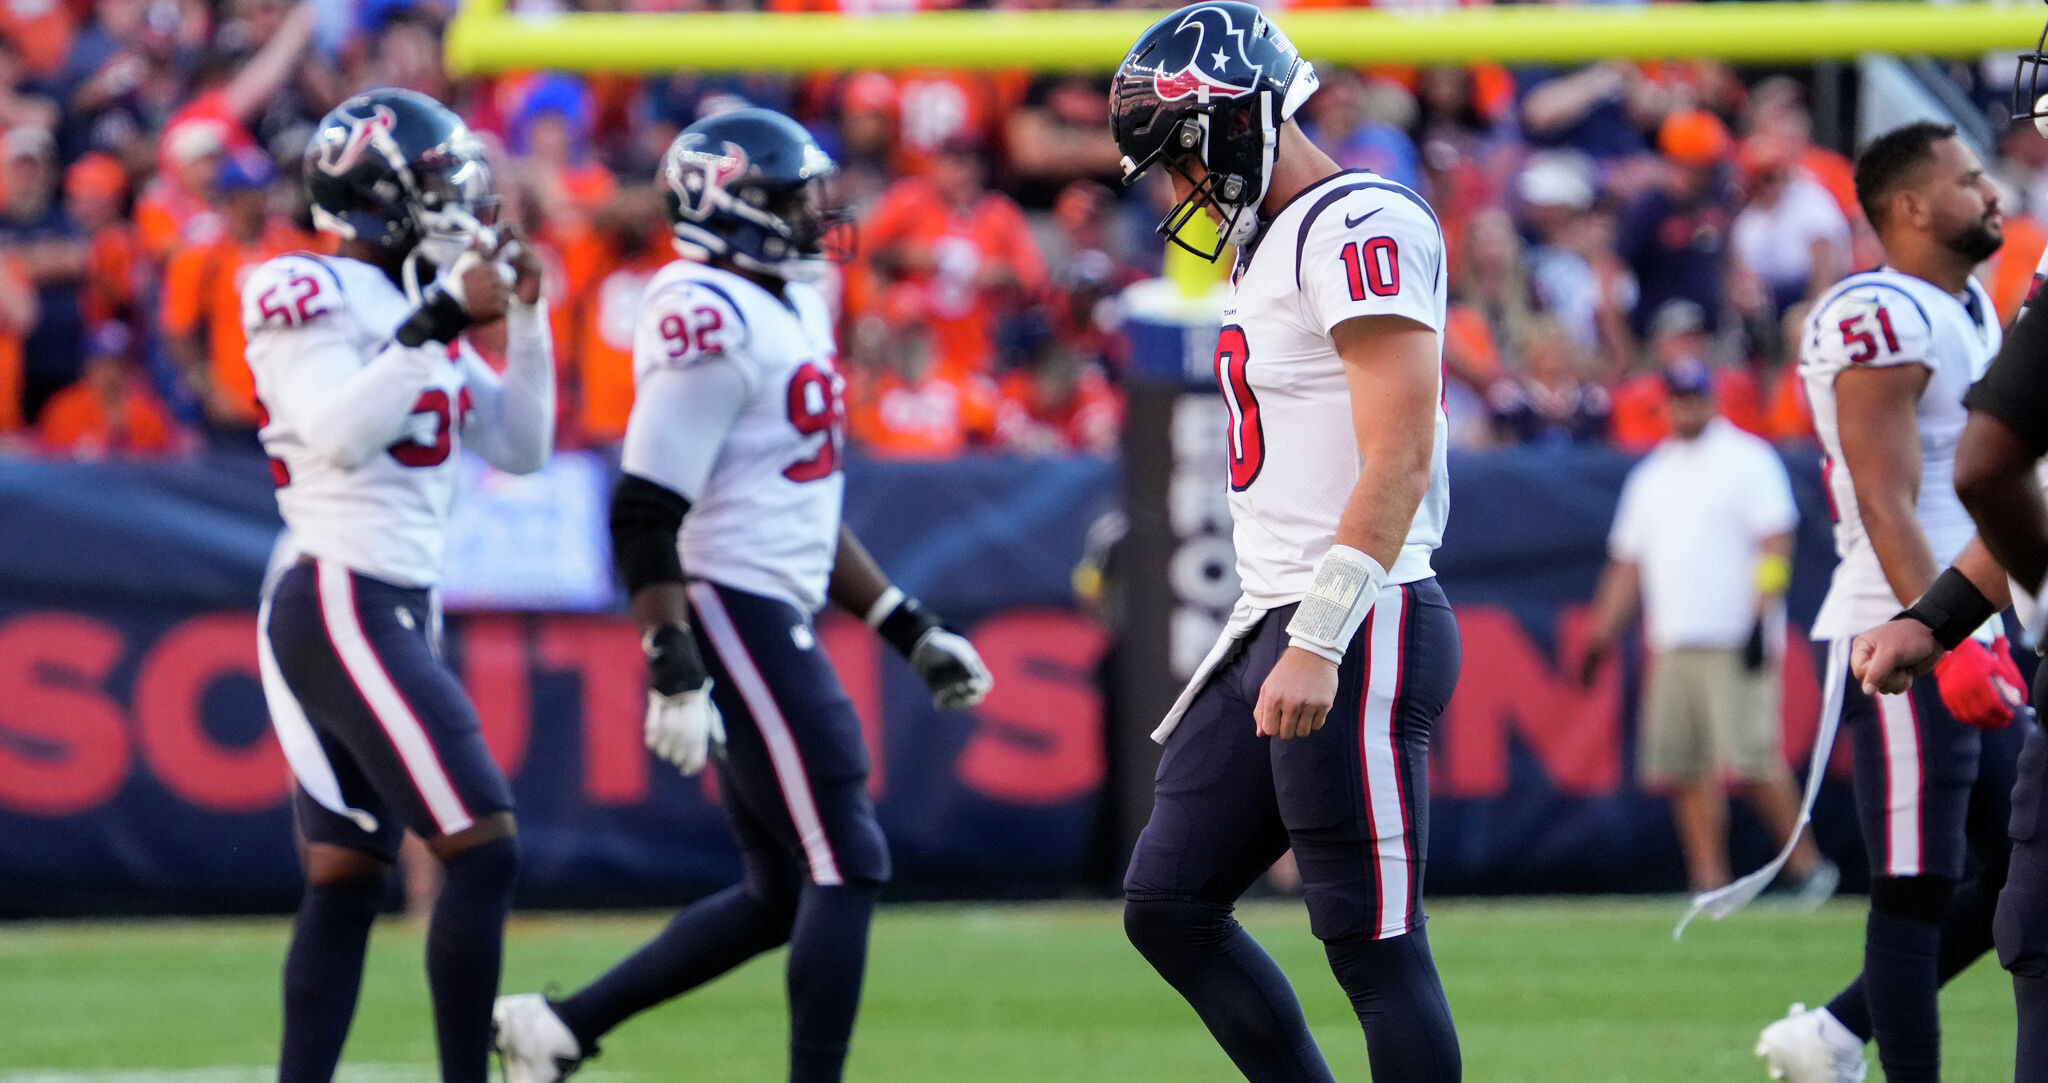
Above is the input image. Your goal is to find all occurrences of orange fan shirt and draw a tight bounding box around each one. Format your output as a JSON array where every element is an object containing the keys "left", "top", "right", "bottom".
[
  {"left": 0, "top": 253, "right": 29, "bottom": 434},
  {"left": 38, "top": 382, "right": 173, "bottom": 456},
  {"left": 861, "top": 178, "right": 1047, "bottom": 380},
  {"left": 848, "top": 369, "right": 996, "bottom": 459},
  {"left": 160, "top": 221, "right": 316, "bottom": 425},
  {"left": 992, "top": 366, "right": 1122, "bottom": 455},
  {"left": 567, "top": 236, "right": 672, "bottom": 444}
]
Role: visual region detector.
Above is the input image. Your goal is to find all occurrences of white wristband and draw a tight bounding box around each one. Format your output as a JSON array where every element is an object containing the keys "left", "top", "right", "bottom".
[
  {"left": 1285, "top": 545, "right": 1388, "bottom": 664},
  {"left": 864, "top": 586, "right": 905, "bottom": 629}
]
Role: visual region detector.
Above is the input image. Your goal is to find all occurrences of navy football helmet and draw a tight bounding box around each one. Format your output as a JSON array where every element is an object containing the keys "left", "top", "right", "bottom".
[
  {"left": 661, "top": 107, "right": 847, "bottom": 284},
  {"left": 2017, "top": 8, "right": 2048, "bottom": 132},
  {"left": 1111, "top": 1, "right": 1319, "bottom": 260},
  {"left": 303, "top": 88, "right": 497, "bottom": 270}
]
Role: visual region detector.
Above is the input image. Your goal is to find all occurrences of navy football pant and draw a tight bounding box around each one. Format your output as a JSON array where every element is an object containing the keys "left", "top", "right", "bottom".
[
  {"left": 1818, "top": 661, "right": 2024, "bottom": 1083},
  {"left": 264, "top": 558, "right": 518, "bottom": 1083},
  {"left": 1998, "top": 713, "right": 2048, "bottom": 1081},
  {"left": 1125, "top": 580, "right": 1461, "bottom": 1082},
  {"left": 554, "top": 582, "right": 888, "bottom": 1083}
]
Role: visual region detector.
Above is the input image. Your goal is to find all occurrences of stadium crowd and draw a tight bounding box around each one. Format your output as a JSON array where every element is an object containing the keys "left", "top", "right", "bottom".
[{"left": 0, "top": 0, "right": 2040, "bottom": 461}]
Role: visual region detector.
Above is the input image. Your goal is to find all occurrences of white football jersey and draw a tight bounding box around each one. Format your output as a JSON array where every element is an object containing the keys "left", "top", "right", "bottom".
[
  {"left": 628, "top": 259, "right": 845, "bottom": 613},
  {"left": 246, "top": 253, "right": 480, "bottom": 588},
  {"left": 1800, "top": 266, "right": 2001, "bottom": 641},
  {"left": 1220, "top": 169, "right": 1451, "bottom": 607}
]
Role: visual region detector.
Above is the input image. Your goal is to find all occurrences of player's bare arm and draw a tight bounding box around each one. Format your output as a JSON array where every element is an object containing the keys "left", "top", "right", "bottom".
[
  {"left": 1836, "top": 361, "right": 1938, "bottom": 604},
  {"left": 1956, "top": 410, "right": 2048, "bottom": 594},
  {"left": 1854, "top": 538, "right": 2012, "bottom": 695},
  {"left": 1254, "top": 316, "right": 1439, "bottom": 741},
  {"left": 829, "top": 525, "right": 992, "bottom": 710}
]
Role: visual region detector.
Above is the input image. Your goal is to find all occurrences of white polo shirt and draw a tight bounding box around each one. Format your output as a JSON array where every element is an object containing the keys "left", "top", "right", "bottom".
[{"left": 1608, "top": 417, "right": 1799, "bottom": 651}]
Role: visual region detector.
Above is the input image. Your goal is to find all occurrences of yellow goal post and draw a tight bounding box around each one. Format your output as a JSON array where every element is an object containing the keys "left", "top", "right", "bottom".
[{"left": 446, "top": 1, "right": 2047, "bottom": 75}]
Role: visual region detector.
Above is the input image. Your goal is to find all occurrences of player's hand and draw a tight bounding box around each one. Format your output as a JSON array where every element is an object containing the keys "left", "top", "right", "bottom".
[
  {"left": 642, "top": 623, "right": 724, "bottom": 774},
  {"left": 445, "top": 244, "right": 512, "bottom": 325},
  {"left": 644, "top": 686, "right": 725, "bottom": 776},
  {"left": 1932, "top": 636, "right": 2026, "bottom": 730},
  {"left": 1256, "top": 647, "right": 1339, "bottom": 740},
  {"left": 495, "top": 225, "right": 544, "bottom": 306},
  {"left": 1851, "top": 619, "right": 1942, "bottom": 696},
  {"left": 909, "top": 628, "right": 993, "bottom": 710}
]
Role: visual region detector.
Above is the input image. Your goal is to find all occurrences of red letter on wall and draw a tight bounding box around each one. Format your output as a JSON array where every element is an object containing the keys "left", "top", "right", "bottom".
[
  {"left": 0, "top": 614, "right": 132, "bottom": 815},
  {"left": 538, "top": 615, "right": 646, "bottom": 805},
  {"left": 460, "top": 615, "right": 531, "bottom": 775},
  {"left": 134, "top": 611, "right": 289, "bottom": 812},
  {"left": 956, "top": 610, "right": 1107, "bottom": 805},
  {"left": 1439, "top": 605, "right": 1622, "bottom": 799}
]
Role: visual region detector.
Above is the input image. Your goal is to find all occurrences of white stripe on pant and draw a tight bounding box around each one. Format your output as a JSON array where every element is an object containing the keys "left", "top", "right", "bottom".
[
  {"left": 1360, "top": 584, "right": 1412, "bottom": 940},
  {"left": 315, "top": 559, "right": 473, "bottom": 835},
  {"left": 1876, "top": 689, "right": 1925, "bottom": 876},
  {"left": 688, "top": 582, "right": 845, "bottom": 887}
]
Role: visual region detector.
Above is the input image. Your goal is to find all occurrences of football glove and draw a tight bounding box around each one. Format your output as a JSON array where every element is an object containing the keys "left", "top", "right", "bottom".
[
  {"left": 1932, "top": 637, "right": 2026, "bottom": 731},
  {"left": 643, "top": 624, "right": 724, "bottom": 775},
  {"left": 872, "top": 594, "right": 993, "bottom": 710}
]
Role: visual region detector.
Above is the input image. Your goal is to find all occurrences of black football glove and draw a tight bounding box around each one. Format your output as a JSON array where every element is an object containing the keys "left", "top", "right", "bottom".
[{"left": 874, "top": 596, "right": 993, "bottom": 710}]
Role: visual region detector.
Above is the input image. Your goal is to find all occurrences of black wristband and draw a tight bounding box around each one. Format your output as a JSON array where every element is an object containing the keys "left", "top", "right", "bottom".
[
  {"left": 394, "top": 284, "right": 473, "bottom": 348},
  {"left": 644, "top": 623, "right": 709, "bottom": 697},
  {"left": 876, "top": 596, "right": 943, "bottom": 658},
  {"left": 1897, "top": 566, "right": 1998, "bottom": 651}
]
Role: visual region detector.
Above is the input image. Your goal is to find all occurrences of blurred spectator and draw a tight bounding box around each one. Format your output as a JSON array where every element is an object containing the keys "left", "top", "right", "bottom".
[
  {"left": 65, "top": 151, "right": 143, "bottom": 326},
  {"left": 874, "top": 69, "right": 1021, "bottom": 180},
  {"left": 1487, "top": 315, "right": 1610, "bottom": 447},
  {"left": 0, "top": 0, "right": 75, "bottom": 82},
  {"left": 1743, "top": 75, "right": 1856, "bottom": 221},
  {"left": 1517, "top": 152, "right": 1636, "bottom": 374},
  {"left": 1731, "top": 129, "right": 1849, "bottom": 321},
  {"left": 1043, "top": 181, "right": 1142, "bottom": 372},
  {"left": 1450, "top": 206, "right": 1533, "bottom": 370},
  {"left": 355, "top": 8, "right": 452, "bottom": 104},
  {"left": 0, "top": 35, "right": 61, "bottom": 136},
  {"left": 0, "top": 247, "right": 36, "bottom": 435},
  {"left": 1618, "top": 109, "right": 1736, "bottom": 346},
  {"left": 38, "top": 320, "right": 176, "bottom": 457},
  {"left": 862, "top": 135, "right": 1046, "bottom": 380},
  {"left": 1004, "top": 71, "right": 1120, "bottom": 211},
  {"left": 1518, "top": 61, "right": 1670, "bottom": 163},
  {"left": 561, "top": 186, "right": 671, "bottom": 446},
  {"left": 505, "top": 74, "right": 616, "bottom": 244},
  {"left": 846, "top": 285, "right": 996, "bottom": 458},
  {"left": 1611, "top": 299, "right": 1766, "bottom": 452},
  {"left": 1303, "top": 69, "right": 1424, "bottom": 194},
  {"left": 1411, "top": 64, "right": 1517, "bottom": 260},
  {"left": 991, "top": 310, "right": 1120, "bottom": 456},
  {"left": 135, "top": 113, "right": 223, "bottom": 259},
  {"left": 0, "top": 125, "right": 89, "bottom": 423},
  {"left": 52, "top": 0, "right": 191, "bottom": 167},
  {"left": 160, "top": 148, "right": 309, "bottom": 433}
]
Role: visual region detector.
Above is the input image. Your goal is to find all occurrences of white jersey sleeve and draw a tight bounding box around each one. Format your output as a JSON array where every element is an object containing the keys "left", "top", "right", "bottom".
[
  {"left": 1297, "top": 191, "right": 1445, "bottom": 336},
  {"left": 243, "top": 254, "right": 444, "bottom": 469},
  {"left": 632, "top": 277, "right": 755, "bottom": 390},
  {"left": 620, "top": 361, "right": 748, "bottom": 503},
  {"left": 458, "top": 299, "right": 555, "bottom": 475},
  {"left": 1802, "top": 281, "right": 1936, "bottom": 381}
]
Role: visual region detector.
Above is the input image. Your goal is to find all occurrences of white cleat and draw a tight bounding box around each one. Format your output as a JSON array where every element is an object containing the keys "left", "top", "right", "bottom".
[
  {"left": 493, "top": 993, "right": 585, "bottom": 1083},
  {"left": 1755, "top": 1003, "right": 1867, "bottom": 1082}
]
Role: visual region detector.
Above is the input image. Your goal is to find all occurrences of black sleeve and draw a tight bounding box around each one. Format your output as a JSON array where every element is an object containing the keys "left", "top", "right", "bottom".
[
  {"left": 1966, "top": 298, "right": 2048, "bottom": 456},
  {"left": 608, "top": 473, "right": 691, "bottom": 594}
]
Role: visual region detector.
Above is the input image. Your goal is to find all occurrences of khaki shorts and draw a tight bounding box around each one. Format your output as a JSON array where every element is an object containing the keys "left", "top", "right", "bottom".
[{"left": 1639, "top": 647, "right": 1783, "bottom": 785}]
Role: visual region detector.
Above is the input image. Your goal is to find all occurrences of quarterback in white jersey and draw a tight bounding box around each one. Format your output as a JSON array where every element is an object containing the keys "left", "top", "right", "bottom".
[
  {"left": 1109, "top": 4, "right": 1461, "bottom": 1080},
  {"left": 492, "top": 108, "right": 990, "bottom": 1083},
  {"left": 253, "top": 90, "right": 552, "bottom": 1083},
  {"left": 1757, "top": 122, "right": 2030, "bottom": 1083}
]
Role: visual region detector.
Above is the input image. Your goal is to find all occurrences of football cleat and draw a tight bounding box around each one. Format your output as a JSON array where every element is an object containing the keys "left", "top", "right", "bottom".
[
  {"left": 493, "top": 993, "right": 585, "bottom": 1083},
  {"left": 1756, "top": 1003, "right": 1866, "bottom": 1082}
]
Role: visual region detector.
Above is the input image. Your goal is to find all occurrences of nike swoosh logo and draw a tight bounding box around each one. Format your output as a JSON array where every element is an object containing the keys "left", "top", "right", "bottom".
[{"left": 1344, "top": 208, "right": 1382, "bottom": 229}]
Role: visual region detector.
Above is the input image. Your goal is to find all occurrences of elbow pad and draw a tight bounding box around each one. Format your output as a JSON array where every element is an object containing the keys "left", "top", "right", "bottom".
[{"left": 610, "top": 474, "right": 692, "bottom": 593}]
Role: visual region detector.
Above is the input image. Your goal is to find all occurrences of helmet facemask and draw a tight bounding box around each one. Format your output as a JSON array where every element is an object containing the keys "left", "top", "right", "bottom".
[
  {"left": 2016, "top": 16, "right": 2048, "bottom": 132},
  {"left": 1144, "top": 98, "right": 1273, "bottom": 261},
  {"left": 410, "top": 153, "right": 499, "bottom": 271}
]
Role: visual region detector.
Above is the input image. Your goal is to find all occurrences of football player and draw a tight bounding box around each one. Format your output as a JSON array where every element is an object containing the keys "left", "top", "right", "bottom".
[
  {"left": 1109, "top": 4, "right": 1461, "bottom": 1079},
  {"left": 491, "top": 107, "right": 991, "bottom": 1083},
  {"left": 1756, "top": 122, "right": 2030, "bottom": 1083},
  {"left": 250, "top": 89, "right": 554, "bottom": 1083}
]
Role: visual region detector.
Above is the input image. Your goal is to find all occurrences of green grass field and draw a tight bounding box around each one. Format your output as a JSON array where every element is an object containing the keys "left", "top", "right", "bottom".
[{"left": 0, "top": 898, "right": 2015, "bottom": 1082}]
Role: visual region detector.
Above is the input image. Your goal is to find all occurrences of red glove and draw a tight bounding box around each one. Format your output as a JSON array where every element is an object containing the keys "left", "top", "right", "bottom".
[{"left": 1932, "top": 637, "right": 2027, "bottom": 730}]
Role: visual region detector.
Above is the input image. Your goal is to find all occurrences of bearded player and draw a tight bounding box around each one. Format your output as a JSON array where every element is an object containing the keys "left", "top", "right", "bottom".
[
  {"left": 1755, "top": 121, "right": 2030, "bottom": 1083},
  {"left": 250, "top": 88, "right": 553, "bottom": 1083},
  {"left": 491, "top": 107, "right": 991, "bottom": 1083},
  {"left": 1111, "top": 4, "right": 1459, "bottom": 1079}
]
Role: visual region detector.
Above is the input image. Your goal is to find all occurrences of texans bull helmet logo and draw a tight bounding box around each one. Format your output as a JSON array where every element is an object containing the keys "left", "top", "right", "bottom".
[
  {"left": 667, "top": 136, "right": 752, "bottom": 222},
  {"left": 1150, "top": 5, "right": 1259, "bottom": 102},
  {"left": 315, "top": 104, "right": 400, "bottom": 177}
]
